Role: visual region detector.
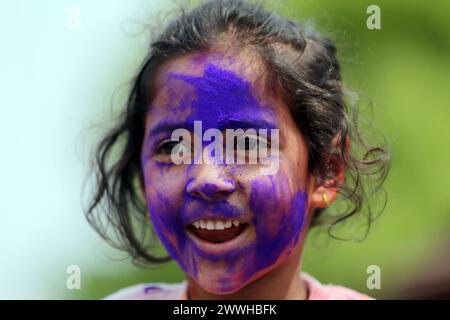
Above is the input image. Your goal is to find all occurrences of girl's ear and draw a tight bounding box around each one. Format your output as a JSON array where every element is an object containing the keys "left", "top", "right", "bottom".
[{"left": 310, "top": 135, "right": 348, "bottom": 209}]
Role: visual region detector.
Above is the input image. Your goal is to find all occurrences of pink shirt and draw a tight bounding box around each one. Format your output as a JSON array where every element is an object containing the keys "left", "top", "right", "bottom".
[{"left": 105, "top": 272, "right": 372, "bottom": 300}]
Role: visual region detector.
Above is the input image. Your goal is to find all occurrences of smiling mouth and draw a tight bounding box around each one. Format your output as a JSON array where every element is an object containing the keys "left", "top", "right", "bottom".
[{"left": 186, "top": 219, "right": 249, "bottom": 243}]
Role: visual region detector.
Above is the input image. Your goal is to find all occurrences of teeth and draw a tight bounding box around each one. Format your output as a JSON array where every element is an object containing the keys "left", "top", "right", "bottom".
[
  {"left": 191, "top": 219, "right": 241, "bottom": 230},
  {"left": 215, "top": 220, "right": 225, "bottom": 230}
]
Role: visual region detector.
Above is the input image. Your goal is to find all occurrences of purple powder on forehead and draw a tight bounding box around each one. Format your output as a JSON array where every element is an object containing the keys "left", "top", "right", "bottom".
[{"left": 168, "top": 63, "right": 274, "bottom": 130}]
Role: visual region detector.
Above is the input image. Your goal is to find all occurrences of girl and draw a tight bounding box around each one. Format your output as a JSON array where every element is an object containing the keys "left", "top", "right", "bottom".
[{"left": 86, "top": 0, "right": 389, "bottom": 300}]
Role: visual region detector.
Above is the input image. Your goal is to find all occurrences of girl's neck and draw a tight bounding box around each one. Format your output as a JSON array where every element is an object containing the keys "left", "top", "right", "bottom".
[{"left": 186, "top": 248, "right": 307, "bottom": 300}]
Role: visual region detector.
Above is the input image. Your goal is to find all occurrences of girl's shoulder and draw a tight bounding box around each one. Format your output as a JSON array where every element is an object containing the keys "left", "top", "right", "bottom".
[
  {"left": 104, "top": 281, "right": 188, "bottom": 300},
  {"left": 302, "top": 272, "right": 374, "bottom": 300}
]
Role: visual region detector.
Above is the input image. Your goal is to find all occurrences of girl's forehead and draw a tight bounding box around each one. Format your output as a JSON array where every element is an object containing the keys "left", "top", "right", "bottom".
[
  {"left": 149, "top": 51, "right": 286, "bottom": 121},
  {"left": 156, "top": 50, "right": 262, "bottom": 84}
]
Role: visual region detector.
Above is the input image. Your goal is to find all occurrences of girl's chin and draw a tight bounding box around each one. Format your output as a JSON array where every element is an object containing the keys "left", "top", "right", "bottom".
[
  {"left": 193, "top": 276, "right": 250, "bottom": 295},
  {"left": 186, "top": 245, "right": 298, "bottom": 296},
  {"left": 189, "top": 265, "right": 273, "bottom": 295}
]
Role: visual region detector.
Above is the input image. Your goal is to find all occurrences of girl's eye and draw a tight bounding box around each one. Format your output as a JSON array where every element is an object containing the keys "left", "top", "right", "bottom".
[
  {"left": 157, "top": 140, "right": 191, "bottom": 155},
  {"left": 159, "top": 141, "right": 178, "bottom": 155},
  {"left": 236, "top": 136, "right": 257, "bottom": 150},
  {"left": 235, "top": 135, "right": 269, "bottom": 151}
]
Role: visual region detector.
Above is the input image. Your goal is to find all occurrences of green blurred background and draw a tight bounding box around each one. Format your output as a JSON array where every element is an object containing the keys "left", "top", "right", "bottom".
[{"left": 1, "top": 0, "right": 449, "bottom": 299}]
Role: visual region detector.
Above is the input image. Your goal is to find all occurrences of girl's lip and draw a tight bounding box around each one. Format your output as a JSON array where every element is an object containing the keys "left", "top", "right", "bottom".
[{"left": 185, "top": 223, "right": 253, "bottom": 254}]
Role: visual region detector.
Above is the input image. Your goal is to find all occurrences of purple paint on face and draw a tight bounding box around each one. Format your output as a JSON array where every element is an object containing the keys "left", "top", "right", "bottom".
[
  {"left": 141, "top": 60, "right": 309, "bottom": 294},
  {"left": 249, "top": 178, "right": 307, "bottom": 269},
  {"left": 170, "top": 64, "right": 276, "bottom": 131}
]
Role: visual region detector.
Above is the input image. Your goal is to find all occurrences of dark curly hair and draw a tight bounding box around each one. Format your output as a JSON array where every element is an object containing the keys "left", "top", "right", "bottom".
[{"left": 84, "top": 0, "right": 390, "bottom": 266}]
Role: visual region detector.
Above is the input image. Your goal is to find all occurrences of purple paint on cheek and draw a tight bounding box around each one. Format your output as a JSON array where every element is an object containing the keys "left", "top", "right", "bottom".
[
  {"left": 147, "top": 190, "right": 190, "bottom": 272},
  {"left": 249, "top": 178, "right": 307, "bottom": 272}
]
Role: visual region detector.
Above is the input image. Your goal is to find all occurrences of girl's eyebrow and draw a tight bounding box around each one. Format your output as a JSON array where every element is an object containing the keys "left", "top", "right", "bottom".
[
  {"left": 148, "top": 121, "right": 194, "bottom": 138},
  {"left": 217, "top": 118, "right": 277, "bottom": 131},
  {"left": 148, "top": 118, "right": 278, "bottom": 139}
]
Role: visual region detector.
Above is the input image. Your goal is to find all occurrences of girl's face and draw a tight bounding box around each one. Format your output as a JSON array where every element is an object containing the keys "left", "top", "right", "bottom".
[{"left": 140, "top": 51, "right": 315, "bottom": 294}]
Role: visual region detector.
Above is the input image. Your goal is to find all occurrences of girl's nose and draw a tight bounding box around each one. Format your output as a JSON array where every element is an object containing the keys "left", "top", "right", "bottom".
[{"left": 185, "top": 166, "right": 236, "bottom": 201}]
